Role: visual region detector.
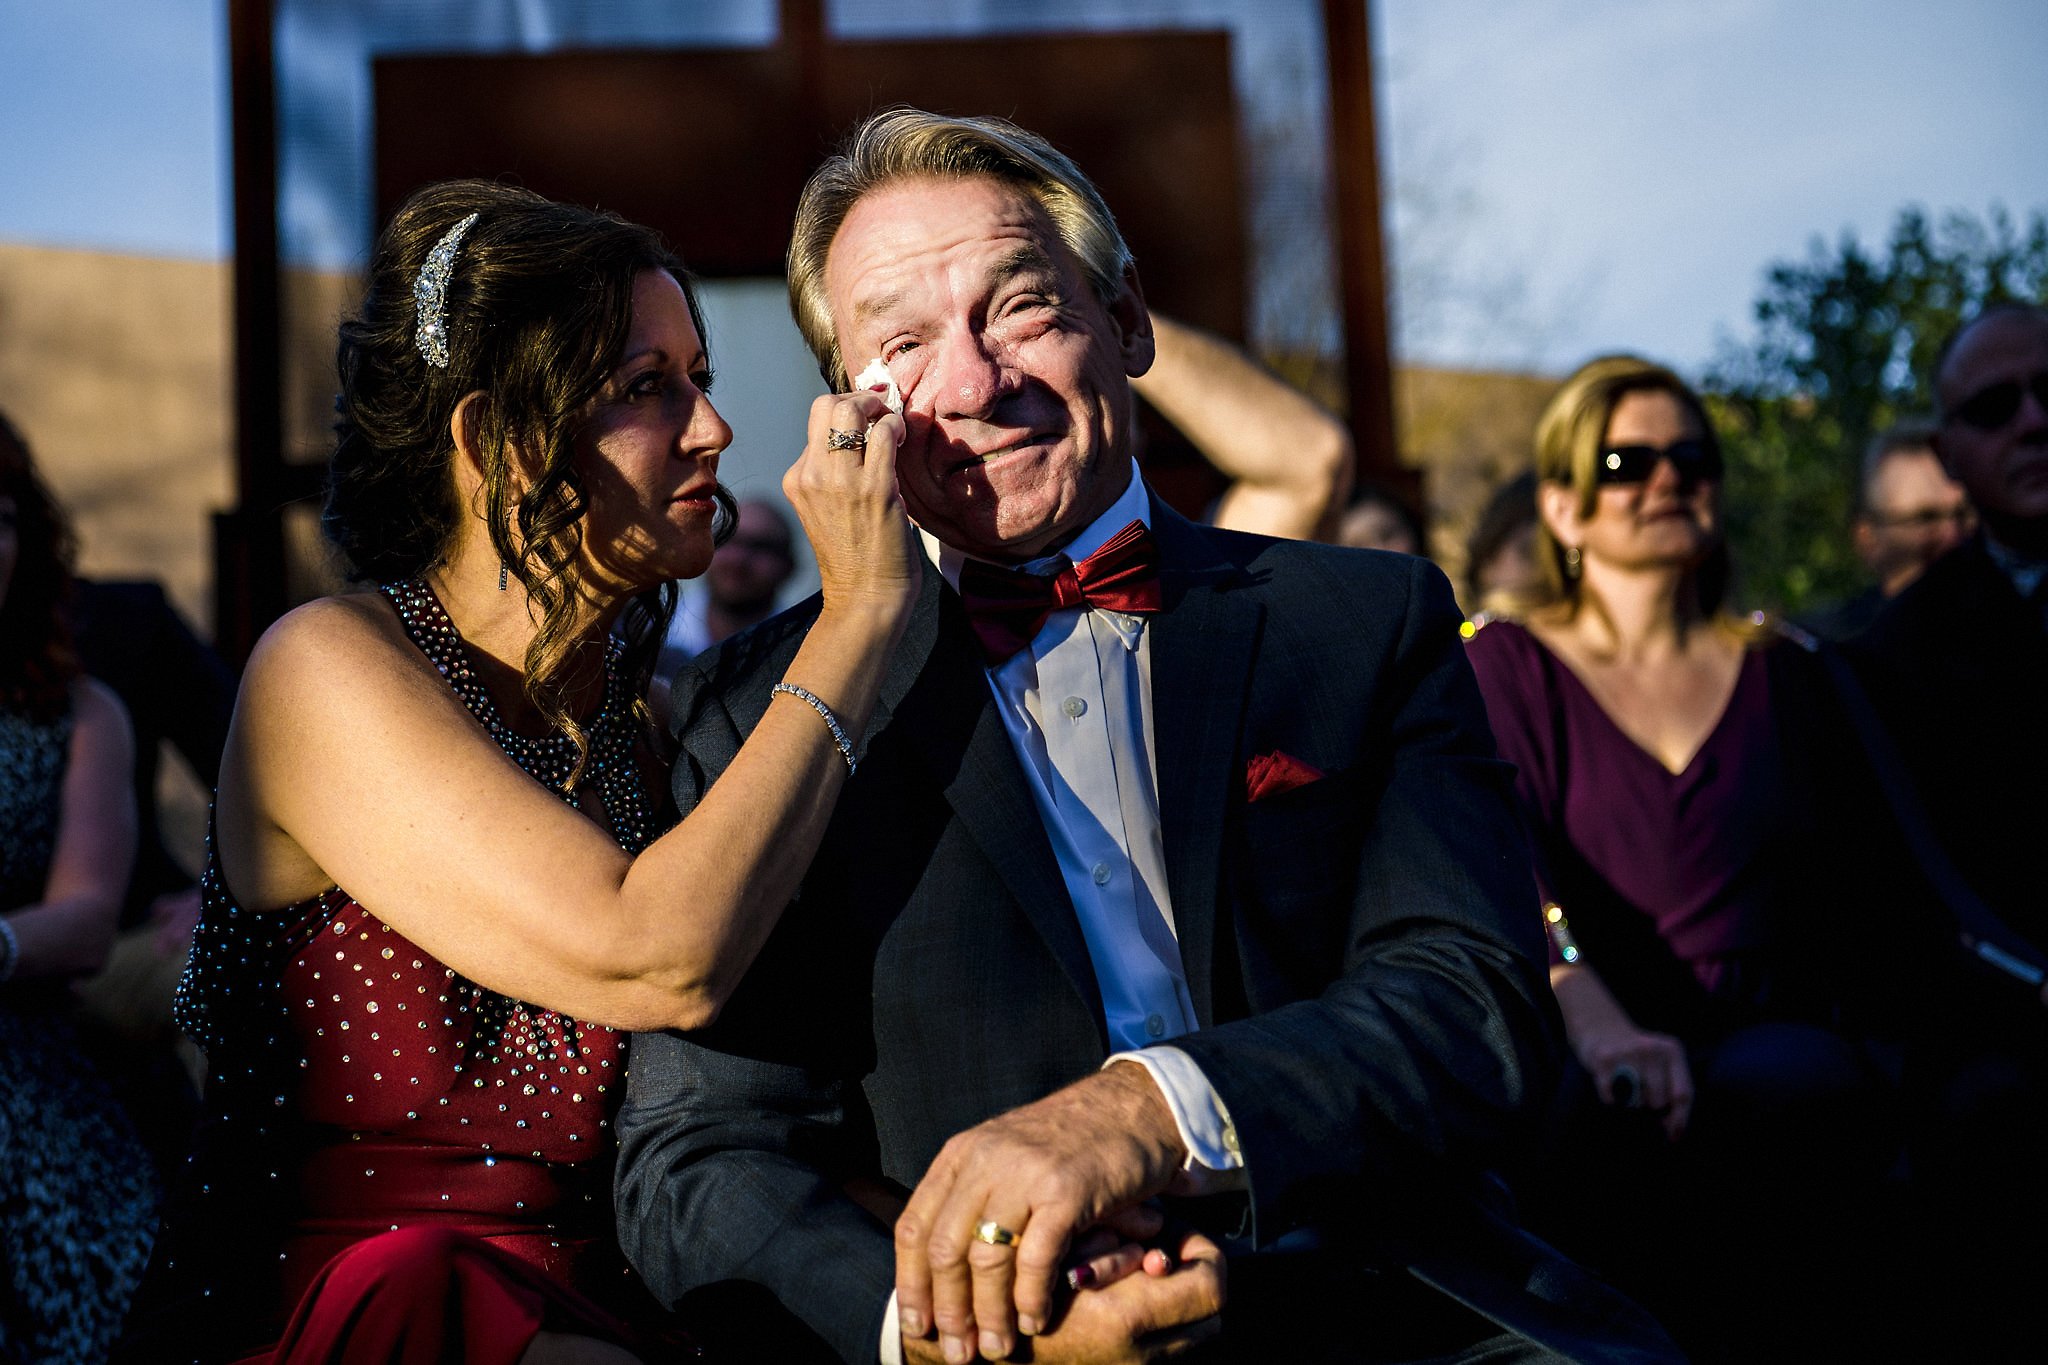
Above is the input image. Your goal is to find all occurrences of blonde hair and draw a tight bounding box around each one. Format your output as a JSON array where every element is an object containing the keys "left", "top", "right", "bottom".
[
  {"left": 1515, "top": 354, "right": 1745, "bottom": 626},
  {"left": 786, "top": 107, "right": 1133, "bottom": 390}
]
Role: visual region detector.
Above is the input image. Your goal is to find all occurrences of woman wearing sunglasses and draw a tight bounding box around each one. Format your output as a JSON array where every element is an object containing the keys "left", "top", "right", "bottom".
[{"left": 1464, "top": 354, "right": 1904, "bottom": 1357}]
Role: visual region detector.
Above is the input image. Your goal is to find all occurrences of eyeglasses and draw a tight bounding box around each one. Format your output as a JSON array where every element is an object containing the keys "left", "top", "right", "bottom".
[
  {"left": 1867, "top": 505, "right": 1974, "bottom": 532},
  {"left": 1594, "top": 439, "right": 1723, "bottom": 486},
  {"left": 1948, "top": 372, "right": 2048, "bottom": 432},
  {"left": 726, "top": 535, "right": 793, "bottom": 559}
]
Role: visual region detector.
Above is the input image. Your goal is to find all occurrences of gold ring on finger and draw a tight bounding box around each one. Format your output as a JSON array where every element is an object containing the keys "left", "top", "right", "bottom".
[
  {"left": 972, "top": 1220, "right": 1021, "bottom": 1247},
  {"left": 825, "top": 427, "right": 869, "bottom": 452}
]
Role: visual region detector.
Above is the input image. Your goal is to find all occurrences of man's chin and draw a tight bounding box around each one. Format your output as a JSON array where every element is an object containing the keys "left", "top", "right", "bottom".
[{"left": 922, "top": 501, "right": 1075, "bottom": 562}]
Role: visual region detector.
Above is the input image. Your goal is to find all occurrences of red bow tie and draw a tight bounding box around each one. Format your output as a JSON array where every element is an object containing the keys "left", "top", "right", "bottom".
[{"left": 956, "top": 520, "right": 1163, "bottom": 665}]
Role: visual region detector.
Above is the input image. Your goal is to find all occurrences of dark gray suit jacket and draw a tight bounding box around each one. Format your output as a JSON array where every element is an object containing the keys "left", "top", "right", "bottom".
[{"left": 617, "top": 500, "right": 1654, "bottom": 1361}]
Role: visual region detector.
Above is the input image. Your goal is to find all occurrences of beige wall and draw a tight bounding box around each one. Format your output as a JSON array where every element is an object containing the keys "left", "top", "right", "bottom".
[
  {"left": 1272, "top": 348, "right": 1557, "bottom": 594},
  {"left": 0, "top": 243, "right": 232, "bottom": 632},
  {"left": 0, "top": 243, "right": 355, "bottom": 636},
  {"left": 1395, "top": 365, "right": 1556, "bottom": 592}
]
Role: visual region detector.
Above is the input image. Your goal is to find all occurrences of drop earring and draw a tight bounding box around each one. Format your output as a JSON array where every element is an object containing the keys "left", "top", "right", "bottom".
[
  {"left": 498, "top": 560, "right": 509, "bottom": 591},
  {"left": 1563, "top": 545, "right": 1582, "bottom": 579}
]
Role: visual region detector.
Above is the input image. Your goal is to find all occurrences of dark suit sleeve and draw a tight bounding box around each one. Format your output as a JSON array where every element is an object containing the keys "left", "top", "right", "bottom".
[
  {"left": 614, "top": 660, "right": 895, "bottom": 1364},
  {"left": 1167, "top": 561, "right": 1561, "bottom": 1243}
]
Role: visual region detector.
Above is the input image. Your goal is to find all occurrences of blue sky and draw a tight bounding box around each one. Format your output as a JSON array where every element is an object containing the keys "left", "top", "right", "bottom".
[
  {"left": 1, "top": 0, "right": 2043, "bottom": 375},
  {"left": 0, "top": 0, "right": 227, "bottom": 258}
]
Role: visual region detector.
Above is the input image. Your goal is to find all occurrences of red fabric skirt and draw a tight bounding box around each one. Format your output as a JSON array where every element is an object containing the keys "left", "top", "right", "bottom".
[{"left": 235, "top": 1225, "right": 635, "bottom": 1365}]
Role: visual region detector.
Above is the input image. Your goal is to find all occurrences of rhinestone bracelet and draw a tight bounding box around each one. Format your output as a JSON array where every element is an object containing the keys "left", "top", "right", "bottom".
[{"left": 772, "top": 683, "right": 858, "bottom": 775}]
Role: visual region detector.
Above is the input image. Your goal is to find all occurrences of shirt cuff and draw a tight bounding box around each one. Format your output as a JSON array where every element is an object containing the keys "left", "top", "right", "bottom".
[
  {"left": 1104, "top": 1046, "right": 1246, "bottom": 1193},
  {"left": 880, "top": 1290, "right": 904, "bottom": 1365}
]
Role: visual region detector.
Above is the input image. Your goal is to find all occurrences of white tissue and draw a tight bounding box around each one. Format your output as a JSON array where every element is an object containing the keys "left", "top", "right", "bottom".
[{"left": 853, "top": 358, "right": 903, "bottom": 415}]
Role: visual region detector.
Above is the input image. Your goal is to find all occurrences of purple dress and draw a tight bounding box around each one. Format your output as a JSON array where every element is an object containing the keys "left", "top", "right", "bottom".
[{"left": 1466, "top": 619, "right": 1825, "bottom": 1038}]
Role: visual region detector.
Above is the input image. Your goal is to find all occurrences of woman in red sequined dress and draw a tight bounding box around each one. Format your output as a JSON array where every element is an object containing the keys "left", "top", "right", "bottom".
[{"left": 124, "top": 181, "right": 921, "bottom": 1364}]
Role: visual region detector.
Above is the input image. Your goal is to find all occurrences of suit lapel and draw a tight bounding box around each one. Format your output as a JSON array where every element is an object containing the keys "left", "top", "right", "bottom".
[
  {"left": 1146, "top": 501, "right": 1262, "bottom": 1029},
  {"left": 880, "top": 569, "right": 1107, "bottom": 1040}
]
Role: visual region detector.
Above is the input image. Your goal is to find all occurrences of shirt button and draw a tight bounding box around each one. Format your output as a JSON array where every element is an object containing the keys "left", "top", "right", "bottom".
[
  {"left": 1062, "top": 696, "right": 1087, "bottom": 719},
  {"left": 1146, "top": 1014, "right": 1167, "bottom": 1039},
  {"left": 1091, "top": 862, "right": 1111, "bottom": 886}
]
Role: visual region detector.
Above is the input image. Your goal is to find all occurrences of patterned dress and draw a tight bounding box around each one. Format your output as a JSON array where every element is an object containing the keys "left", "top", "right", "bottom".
[
  {"left": 136, "top": 584, "right": 680, "bottom": 1363},
  {"left": 0, "top": 700, "right": 159, "bottom": 1364}
]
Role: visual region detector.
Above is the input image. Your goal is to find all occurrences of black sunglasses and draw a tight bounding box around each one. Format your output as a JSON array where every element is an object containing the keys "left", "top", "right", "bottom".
[
  {"left": 1594, "top": 439, "right": 1722, "bottom": 485},
  {"left": 1948, "top": 372, "right": 2048, "bottom": 432}
]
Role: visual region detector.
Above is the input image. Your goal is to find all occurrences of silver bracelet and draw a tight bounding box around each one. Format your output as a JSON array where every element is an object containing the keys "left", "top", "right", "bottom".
[
  {"left": 0, "top": 918, "right": 18, "bottom": 983},
  {"left": 772, "top": 682, "right": 858, "bottom": 775}
]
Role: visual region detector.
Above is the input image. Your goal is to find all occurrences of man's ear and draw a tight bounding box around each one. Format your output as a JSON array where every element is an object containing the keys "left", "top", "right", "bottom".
[
  {"left": 1110, "top": 263, "right": 1156, "bottom": 380},
  {"left": 1930, "top": 426, "right": 1963, "bottom": 482}
]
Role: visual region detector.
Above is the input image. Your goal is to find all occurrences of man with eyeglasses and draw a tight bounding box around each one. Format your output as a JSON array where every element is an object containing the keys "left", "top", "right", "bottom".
[
  {"left": 652, "top": 497, "right": 799, "bottom": 712},
  {"left": 1804, "top": 421, "right": 1973, "bottom": 639},
  {"left": 1847, "top": 300, "right": 2048, "bottom": 1359}
]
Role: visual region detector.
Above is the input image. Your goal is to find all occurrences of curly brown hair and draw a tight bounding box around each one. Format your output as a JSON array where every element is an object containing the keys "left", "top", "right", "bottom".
[
  {"left": 324, "top": 180, "right": 735, "bottom": 777},
  {"left": 0, "top": 412, "right": 80, "bottom": 722}
]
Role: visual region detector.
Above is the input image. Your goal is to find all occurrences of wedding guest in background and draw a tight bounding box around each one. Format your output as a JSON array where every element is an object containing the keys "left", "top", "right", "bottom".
[
  {"left": 0, "top": 411, "right": 156, "bottom": 1365},
  {"left": 1848, "top": 301, "right": 2048, "bottom": 1359},
  {"left": 1802, "top": 420, "right": 1971, "bottom": 640},
  {"left": 1463, "top": 470, "right": 1540, "bottom": 612},
  {"left": 651, "top": 497, "right": 797, "bottom": 714},
  {"left": 1334, "top": 479, "right": 1426, "bottom": 555},
  {"left": 126, "top": 178, "right": 920, "bottom": 1363},
  {"left": 1465, "top": 355, "right": 1903, "bottom": 1361}
]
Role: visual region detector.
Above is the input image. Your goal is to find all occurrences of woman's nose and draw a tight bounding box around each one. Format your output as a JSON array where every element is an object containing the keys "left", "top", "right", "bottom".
[{"left": 689, "top": 394, "right": 734, "bottom": 460}]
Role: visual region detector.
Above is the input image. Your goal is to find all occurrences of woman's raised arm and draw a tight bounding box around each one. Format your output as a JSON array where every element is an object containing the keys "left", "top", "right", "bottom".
[{"left": 220, "top": 393, "right": 917, "bottom": 1033}]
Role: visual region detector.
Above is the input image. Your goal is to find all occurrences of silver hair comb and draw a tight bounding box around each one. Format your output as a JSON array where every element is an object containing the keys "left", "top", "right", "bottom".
[{"left": 413, "top": 211, "right": 480, "bottom": 368}]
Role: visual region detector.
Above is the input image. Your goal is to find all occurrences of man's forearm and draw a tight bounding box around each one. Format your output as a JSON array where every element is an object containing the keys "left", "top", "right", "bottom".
[{"left": 615, "top": 1031, "right": 899, "bottom": 1362}]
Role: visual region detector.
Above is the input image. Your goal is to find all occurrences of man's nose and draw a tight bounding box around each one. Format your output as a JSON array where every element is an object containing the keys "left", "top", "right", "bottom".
[
  {"left": 931, "top": 335, "right": 1014, "bottom": 420},
  {"left": 2018, "top": 383, "right": 2048, "bottom": 432}
]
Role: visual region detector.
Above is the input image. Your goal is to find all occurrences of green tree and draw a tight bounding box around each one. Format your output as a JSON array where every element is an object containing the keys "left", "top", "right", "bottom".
[{"left": 1705, "top": 205, "right": 2048, "bottom": 614}]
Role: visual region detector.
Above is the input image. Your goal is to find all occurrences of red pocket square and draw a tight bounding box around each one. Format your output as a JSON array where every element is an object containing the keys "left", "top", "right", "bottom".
[{"left": 1245, "top": 750, "right": 1325, "bottom": 804}]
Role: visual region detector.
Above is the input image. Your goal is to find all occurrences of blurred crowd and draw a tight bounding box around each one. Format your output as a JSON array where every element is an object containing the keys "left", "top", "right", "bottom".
[{"left": 2, "top": 267, "right": 2044, "bottom": 1362}]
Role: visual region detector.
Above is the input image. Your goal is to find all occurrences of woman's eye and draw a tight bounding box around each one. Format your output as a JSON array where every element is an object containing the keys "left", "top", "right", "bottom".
[
  {"left": 884, "top": 339, "right": 919, "bottom": 361},
  {"left": 691, "top": 369, "right": 716, "bottom": 395},
  {"left": 627, "top": 372, "right": 664, "bottom": 399}
]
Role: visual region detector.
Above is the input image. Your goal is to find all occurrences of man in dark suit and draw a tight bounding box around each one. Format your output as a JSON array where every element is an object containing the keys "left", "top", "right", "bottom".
[
  {"left": 1853, "top": 303, "right": 2048, "bottom": 951},
  {"left": 617, "top": 109, "right": 1667, "bottom": 1364},
  {"left": 1847, "top": 301, "right": 2048, "bottom": 1357}
]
